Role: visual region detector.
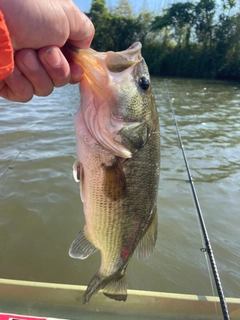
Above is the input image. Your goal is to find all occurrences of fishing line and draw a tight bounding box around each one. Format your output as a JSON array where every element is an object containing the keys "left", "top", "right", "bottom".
[
  {"left": 0, "top": 150, "right": 22, "bottom": 181},
  {"left": 164, "top": 79, "right": 231, "bottom": 320},
  {"left": 0, "top": 136, "right": 33, "bottom": 182}
]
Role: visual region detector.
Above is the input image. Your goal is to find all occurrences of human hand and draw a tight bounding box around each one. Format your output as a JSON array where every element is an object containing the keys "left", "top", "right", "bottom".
[{"left": 0, "top": 0, "right": 94, "bottom": 102}]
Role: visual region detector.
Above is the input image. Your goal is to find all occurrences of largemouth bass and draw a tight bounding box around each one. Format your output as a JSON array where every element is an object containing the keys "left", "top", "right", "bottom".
[{"left": 68, "top": 42, "right": 160, "bottom": 304}]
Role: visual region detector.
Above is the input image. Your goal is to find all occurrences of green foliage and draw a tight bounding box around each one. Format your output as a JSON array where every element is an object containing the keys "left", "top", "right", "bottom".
[
  {"left": 114, "top": 0, "right": 133, "bottom": 18},
  {"left": 87, "top": 0, "right": 111, "bottom": 51},
  {"left": 87, "top": 0, "right": 240, "bottom": 80},
  {"left": 194, "top": 0, "right": 216, "bottom": 46}
]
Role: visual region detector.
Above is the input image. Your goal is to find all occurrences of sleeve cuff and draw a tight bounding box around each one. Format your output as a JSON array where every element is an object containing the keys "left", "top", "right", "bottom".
[{"left": 0, "top": 10, "right": 14, "bottom": 81}]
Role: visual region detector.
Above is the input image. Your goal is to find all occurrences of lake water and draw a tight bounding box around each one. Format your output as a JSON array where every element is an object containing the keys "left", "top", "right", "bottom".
[{"left": 0, "top": 77, "right": 239, "bottom": 301}]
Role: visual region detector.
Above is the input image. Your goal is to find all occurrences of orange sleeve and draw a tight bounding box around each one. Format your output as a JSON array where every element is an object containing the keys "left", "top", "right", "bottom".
[{"left": 0, "top": 10, "right": 14, "bottom": 81}]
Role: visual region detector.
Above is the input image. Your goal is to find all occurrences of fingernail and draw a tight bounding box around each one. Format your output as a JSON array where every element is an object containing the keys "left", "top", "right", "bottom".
[
  {"left": 22, "top": 51, "right": 39, "bottom": 71},
  {"left": 44, "top": 47, "right": 62, "bottom": 68}
]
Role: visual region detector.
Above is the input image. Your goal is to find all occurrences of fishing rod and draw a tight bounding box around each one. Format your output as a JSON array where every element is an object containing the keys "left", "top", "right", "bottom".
[{"left": 164, "top": 79, "right": 231, "bottom": 320}]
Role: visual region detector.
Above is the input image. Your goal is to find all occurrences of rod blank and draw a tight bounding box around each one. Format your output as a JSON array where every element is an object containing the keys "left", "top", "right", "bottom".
[{"left": 165, "top": 80, "right": 230, "bottom": 320}]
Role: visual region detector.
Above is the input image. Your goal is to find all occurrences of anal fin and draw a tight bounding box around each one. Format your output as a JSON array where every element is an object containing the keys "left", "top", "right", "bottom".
[
  {"left": 135, "top": 206, "right": 158, "bottom": 260},
  {"left": 69, "top": 228, "right": 98, "bottom": 260}
]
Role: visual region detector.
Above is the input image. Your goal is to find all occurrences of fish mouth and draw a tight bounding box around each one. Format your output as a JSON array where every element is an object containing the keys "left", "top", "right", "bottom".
[
  {"left": 66, "top": 42, "right": 143, "bottom": 104},
  {"left": 66, "top": 42, "right": 142, "bottom": 81},
  {"left": 68, "top": 43, "right": 144, "bottom": 158},
  {"left": 121, "top": 42, "right": 142, "bottom": 60},
  {"left": 66, "top": 41, "right": 142, "bottom": 62},
  {"left": 105, "top": 42, "right": 142, "bottom": 72}
]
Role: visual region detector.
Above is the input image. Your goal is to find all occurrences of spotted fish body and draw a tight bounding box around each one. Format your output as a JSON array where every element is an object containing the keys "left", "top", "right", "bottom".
[{"left": 68, "top": 42, "right": 160, "bottom": 304}]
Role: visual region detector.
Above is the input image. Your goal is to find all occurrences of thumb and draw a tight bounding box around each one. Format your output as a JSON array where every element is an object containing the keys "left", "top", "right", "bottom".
[{"left": 65, "top": 7, "right": 95, "bottom": 49}]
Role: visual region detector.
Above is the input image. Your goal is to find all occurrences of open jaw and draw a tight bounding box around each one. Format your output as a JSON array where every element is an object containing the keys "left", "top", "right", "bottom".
[{"left": 73, "top": 43, "right": 144, "bottom": 158}]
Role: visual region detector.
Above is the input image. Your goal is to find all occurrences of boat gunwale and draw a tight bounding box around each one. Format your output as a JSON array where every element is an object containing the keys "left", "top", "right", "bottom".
[{"left": 0, "top": 278, "right": 240, "bottom": 319}]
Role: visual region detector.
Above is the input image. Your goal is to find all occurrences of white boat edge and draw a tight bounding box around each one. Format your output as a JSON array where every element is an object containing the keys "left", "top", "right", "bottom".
[{"left": 0, "top": 278, "right": 240, "bottom": 319}]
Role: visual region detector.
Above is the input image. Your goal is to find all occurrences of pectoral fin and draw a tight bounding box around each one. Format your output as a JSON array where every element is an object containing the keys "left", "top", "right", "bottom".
[
  {"left": 73, "top": 160, "right": 85, "bottom": 202},
  {"left": 69, "top": 228, "right": 98, "bottom": 260},
  {"left": 103, "top": 157, "right": 127, "bottom": 201},
  {"left": 73, "top": 160, "right": 80, "bottom": 182},
  {"left": 135, "top": 206, "right": 158, "bottom": 260}
]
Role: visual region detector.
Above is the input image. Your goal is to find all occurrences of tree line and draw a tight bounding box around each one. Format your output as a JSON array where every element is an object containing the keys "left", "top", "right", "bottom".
[{"left": 85, "top": 0, "right": 240, "bottom": 80}]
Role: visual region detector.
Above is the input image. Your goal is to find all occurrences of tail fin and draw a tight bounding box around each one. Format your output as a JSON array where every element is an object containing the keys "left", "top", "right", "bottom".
[
  {"left": 82, "top": 272, "right": 127, "bottom": 304},
  {"left": 102, "top": 275, "right": 127, "bottom": 302}
]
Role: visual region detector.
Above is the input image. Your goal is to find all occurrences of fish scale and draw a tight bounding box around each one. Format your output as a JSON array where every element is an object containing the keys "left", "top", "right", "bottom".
[{"left": 68, "top": 42, "right": 160, "bottom": 304}]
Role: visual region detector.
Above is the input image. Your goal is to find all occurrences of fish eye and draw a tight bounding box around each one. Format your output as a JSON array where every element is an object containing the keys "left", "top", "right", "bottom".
[{"left": 139, "top": 77, "right": 150, "bottom": 90}]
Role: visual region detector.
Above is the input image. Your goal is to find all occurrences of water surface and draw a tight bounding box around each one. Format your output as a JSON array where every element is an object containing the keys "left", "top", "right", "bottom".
[{"left": 0, "top": 77, "right": 239, "bottom": 300}]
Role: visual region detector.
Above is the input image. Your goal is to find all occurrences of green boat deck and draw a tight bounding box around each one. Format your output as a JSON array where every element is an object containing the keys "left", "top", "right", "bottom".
[{"left": 0, "top": 278, "right": 240, "bottom": 319}]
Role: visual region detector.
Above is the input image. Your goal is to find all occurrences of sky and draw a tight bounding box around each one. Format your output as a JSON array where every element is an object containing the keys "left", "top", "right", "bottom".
[
  {"left": 73, "top": 0, "right": 171, "bottom": 15},
  {"left": 73, "top": 0, "right": 240, "bottom": 14}
]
